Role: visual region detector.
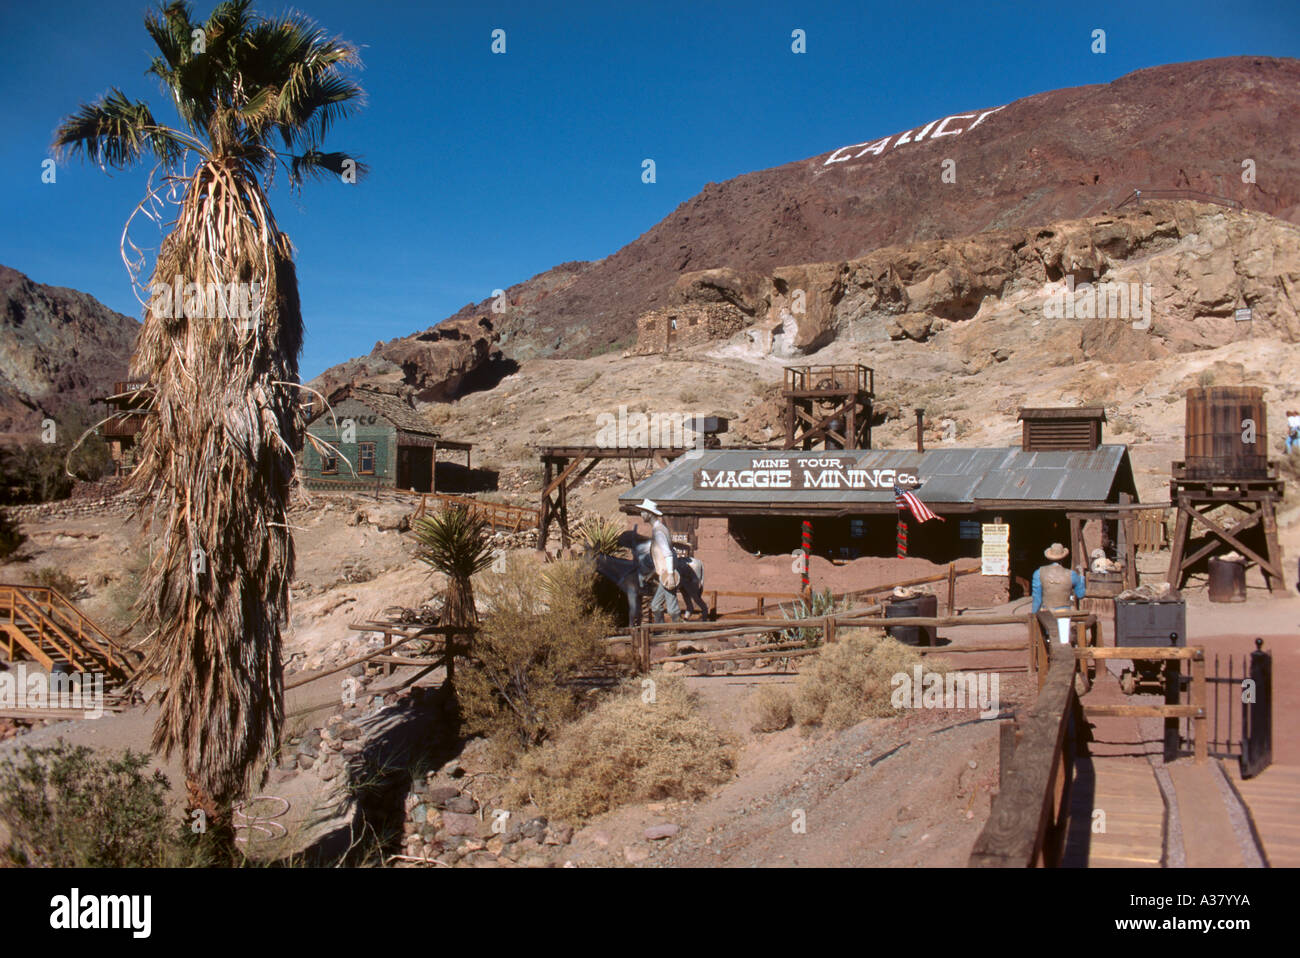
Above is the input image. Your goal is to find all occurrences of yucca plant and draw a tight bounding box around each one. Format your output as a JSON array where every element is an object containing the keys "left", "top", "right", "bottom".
[
  {"left": 580, "top": 516, "right": 625, "bottom": 557},
  {"left": 413, "top": 506, "right": 495, "bottom": 631},
  {"left": 779, "top": 587, "right": 840, "bottom": 648},
  {"left": 52, "top": 0, "right": 365, "bottom": 842}
]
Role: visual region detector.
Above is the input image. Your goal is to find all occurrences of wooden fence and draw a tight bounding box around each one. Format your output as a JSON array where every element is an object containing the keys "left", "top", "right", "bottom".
[
  {"left": 707, "top": 562, "right": 980, "bottom": 619},
  {"left": 613, "top": 605, "right": 1064, "bottom": 675},
  {"left": 408, "top": 491, "right": 539, "bottom": 533},
  {"left": 970, "top": 623, "right": 1208, "bottom": 868}
]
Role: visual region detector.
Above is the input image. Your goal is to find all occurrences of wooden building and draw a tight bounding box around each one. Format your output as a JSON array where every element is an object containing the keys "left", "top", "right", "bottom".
[
  {"left": 619, "top": 407, "right": 1139, "bottom": 602},
  {"left": 300, "top": 384, "right": 471, "bottom": 493},
  {"left": 96, "top": 380, "right": 153, "bottom": 477}
]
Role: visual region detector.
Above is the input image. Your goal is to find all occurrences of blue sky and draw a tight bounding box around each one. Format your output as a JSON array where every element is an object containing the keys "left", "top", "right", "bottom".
[{"left": 0, "top": 0, "right": 1296, "bottom": 379}]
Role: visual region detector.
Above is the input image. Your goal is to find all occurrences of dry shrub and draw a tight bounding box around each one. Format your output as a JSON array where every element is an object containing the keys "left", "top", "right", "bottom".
[
  {"left": 750, "top": 684, "right": 794, "bottom": 733},
  {"left": 507, "top": 676, "right": 735, "bottom": 822},
  {"left": 22, "top": 567, "right": 78, "bottom": 598},
  {"left": 792, "top": 629, "right": 943, "bottom": 731},
  {"left": 458, "top": 554, "right": 613, "bottom": 764}
]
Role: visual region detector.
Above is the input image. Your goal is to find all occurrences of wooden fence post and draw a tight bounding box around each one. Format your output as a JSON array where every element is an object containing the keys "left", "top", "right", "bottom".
[
  {"left": 1027, "top": 615, "right": 1039, "bottom": 679},
  {"left": 947, "top": 562, "right": 957, "bottom": 614},
  {"left": 998, "top": 719, "right": 1018, "bottom": 791},
  {"left": 823, "top": 615, "right": 836, "bottom": 644},
  {"left": 1192, "top": 651, "right": 1207, "bottom": 764}
]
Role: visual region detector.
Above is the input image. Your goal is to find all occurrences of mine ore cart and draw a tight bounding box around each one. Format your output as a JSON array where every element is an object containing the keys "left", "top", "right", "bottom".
[{"left": 1114, "top": 593, "right": 1187, "bottom": 694}]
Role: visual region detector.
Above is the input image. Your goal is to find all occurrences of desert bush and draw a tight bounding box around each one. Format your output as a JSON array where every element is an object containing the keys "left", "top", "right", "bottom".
[
  {"left": 22, "top": 566, "right": 78, "bottom": 597},
  {"left": 792, "top": 629, "right": 942, "bottom": 731},
  {"left": 0, "top": 512, "right": 24, "bottom": 560},
  {"left": 458, "top": 554, "right": 613, "bottom": 763},
  {"left": 750, "top": 684, "right": 794, "bottom": 733},
  {"left": 0, "top": 415, "right": 111, "bottom": 504},
  {"left": 0, "top": 741, "right": 189, "bottom": 867},
  {"left": 778, "top": 587, "right": 842, "bottom": 647},
  {"left": 507, "top": 676, "right": 735, "bottom": 822}
]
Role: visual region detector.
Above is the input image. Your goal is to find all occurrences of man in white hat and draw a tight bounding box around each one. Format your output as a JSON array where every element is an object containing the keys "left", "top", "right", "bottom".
[
  {"left": 1032, "top": 542, "right": 1085, "bottom": 644},
  {"left": 636, "top": 499, "right": 682, "bottom": 623}
]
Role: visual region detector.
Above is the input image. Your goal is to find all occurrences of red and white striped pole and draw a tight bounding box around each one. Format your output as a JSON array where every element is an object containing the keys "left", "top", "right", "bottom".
[
  {"left": 801, "top": 520, "right": 812, "bottom": 596},
  {"left": 897, "top": 514, "right": 908, "bottom": 558}
]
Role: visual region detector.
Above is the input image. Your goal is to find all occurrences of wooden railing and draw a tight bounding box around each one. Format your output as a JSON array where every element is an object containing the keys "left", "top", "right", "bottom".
[
  {"left": 783, "top": 364, "right": 874, "bottom": 395},
  {"left": 408, "top": 491, "right": 539, "bottom": 532},
  {"left": 970, "top": 619, "right": 1082, "bottom": 867},
  {"left": 613, "top": 606, "right": 1059, "bottom": 674},
  {"left": 707, "top": 562, "right": 979, "bottom": 619},
  {"left": 286, "top": 622, "right": 478, "bottom": 691},
  {"left": 971, "top": 620, "right": 1207, "bottom": 868},
  {"left": 0, "top": 584, "right": 137, "bottom": 682}
]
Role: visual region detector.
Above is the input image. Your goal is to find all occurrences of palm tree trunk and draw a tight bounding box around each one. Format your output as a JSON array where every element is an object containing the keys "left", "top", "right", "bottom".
[{"left": 130, "top": 161, "right": 302, "bottom": 833}]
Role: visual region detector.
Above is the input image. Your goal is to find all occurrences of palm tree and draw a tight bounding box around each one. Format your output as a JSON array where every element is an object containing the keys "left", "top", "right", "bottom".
[
  {"left": 412, "top": 507, "right": 496, "bottom": 637},
  {"left": 52, "top": 0, "right": 365, "bottom": 841}
]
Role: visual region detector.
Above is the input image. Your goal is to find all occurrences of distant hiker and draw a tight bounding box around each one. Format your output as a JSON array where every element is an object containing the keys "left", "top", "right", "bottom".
[
  {"left": 636, "top": 498, "right": 682, "bottom": 623},
  {"left": 1285, "top": 410, "right": 1300, "bottom": 454},
  {"left": 1032, "top": 542, "right": 1085, "bottom": 645}
]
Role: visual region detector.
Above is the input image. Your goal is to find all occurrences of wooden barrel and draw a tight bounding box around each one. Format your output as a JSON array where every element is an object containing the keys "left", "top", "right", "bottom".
[{"left": 1184, "top": 386, "right": 1268, "bottom": 479}]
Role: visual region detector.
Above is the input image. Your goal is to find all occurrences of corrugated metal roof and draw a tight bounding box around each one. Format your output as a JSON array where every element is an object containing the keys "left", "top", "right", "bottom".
[{"left": 620, "top": 445, "right": 1130, "bottom": 513}]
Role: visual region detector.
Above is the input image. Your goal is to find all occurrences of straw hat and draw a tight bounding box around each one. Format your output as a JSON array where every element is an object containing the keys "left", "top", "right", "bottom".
[
  {"left": 1044, "top": 543, "right": 1069, "bottom": 561},
  {"left": 636, "top": 498, "right": 663, "bottom": 516}
]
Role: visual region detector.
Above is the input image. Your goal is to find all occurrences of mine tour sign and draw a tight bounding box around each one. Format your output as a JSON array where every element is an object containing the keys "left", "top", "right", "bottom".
[{"left": 695, "top": 455, "right": 920, "bottom": 491}]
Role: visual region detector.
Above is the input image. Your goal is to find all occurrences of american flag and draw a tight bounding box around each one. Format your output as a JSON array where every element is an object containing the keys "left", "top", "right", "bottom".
[{"left": 894, "top": 483, "right": 942, "bottom": 523}]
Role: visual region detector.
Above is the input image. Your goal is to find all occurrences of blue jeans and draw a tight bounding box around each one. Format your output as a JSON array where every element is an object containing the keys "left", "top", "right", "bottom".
[{"left": 1288, "top": 430, "right": 1299, "bottom": 454}]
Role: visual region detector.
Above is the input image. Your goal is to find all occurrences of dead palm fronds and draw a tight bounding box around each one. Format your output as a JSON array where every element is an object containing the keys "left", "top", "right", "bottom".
[{"left": 52, "top": 0, "right": 365, "bottom": 839}]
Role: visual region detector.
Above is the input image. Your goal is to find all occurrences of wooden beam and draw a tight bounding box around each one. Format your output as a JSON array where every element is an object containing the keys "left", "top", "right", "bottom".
[
  {"left": 541, "top": 454, "right": 587, "bottom": 499},
  {"left": 1076, "top": 646, "right": 1203, "bottom": 661},
  {"left": 969, "top": 640, "right": 1078, "bottom": 867},
  {"left": 1083, "top": 704, "right": 1203, "bottom": 718}
]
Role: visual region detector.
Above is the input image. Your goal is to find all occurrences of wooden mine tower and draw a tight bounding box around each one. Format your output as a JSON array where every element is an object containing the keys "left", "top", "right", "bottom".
[
  {"left": 1167, "top": 387, "right": 1286, "bottom": 592},
  {"left": 782, "top": 364, "right": 874, "bottom": 450}
]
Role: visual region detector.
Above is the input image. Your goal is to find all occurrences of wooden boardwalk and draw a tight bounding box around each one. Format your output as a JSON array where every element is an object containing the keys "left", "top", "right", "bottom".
[
  {"left": 1228, "top": 764, "right": 1300, "bottom": 867},
  {"left": 1061, "top": 660, "right": 1260, "bottom": 868},
  {"left": 1063, "top": 756, "right": 1166, "bottom": 866}
]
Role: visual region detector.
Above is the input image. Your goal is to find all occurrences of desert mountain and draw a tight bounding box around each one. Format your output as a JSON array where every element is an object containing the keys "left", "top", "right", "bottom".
[
  {"left": 381, "top": 56, "right": 1298, "bottom": 364},
  {"left": 0, "top": 265, "right": 139, "bottom": 444}
]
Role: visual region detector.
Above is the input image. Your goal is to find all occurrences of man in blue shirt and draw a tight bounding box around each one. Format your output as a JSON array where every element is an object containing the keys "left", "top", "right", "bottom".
[{"left": 1032, "top": 542, "right": 1085, "bottom": 644}]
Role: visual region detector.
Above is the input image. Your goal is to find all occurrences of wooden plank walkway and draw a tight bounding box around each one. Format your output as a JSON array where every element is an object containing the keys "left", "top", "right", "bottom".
[
  {"left": 1061, "top": 658, "right": 1269, "bottom": 868},
  {"left": 1061, "top": 655, "right": 1168, "bottom": 867},
  {"left": 1063, "top": 756, "right": 1165, "bottom": 867},
  {"left": 1228, "top": 763, "right": 1300, "bottom": 867}
]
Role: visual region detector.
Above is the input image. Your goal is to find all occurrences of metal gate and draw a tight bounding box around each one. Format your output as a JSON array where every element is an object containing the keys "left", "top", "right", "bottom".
[{"left": 1180, "top": 639, "right": 1272, "bottom": 777}]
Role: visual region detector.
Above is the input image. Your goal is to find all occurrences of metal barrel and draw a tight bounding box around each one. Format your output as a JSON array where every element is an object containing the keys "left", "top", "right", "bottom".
[
  {"left": 1207, "top": 556, "right": 1246, "bottom": 602},
  {"left": 1184, "top": 386, "right": 1268, "bottom": 478}
]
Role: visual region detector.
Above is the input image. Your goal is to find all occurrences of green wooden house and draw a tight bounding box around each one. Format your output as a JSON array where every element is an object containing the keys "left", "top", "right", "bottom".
[{"left": 300, "top": 384, "right": 471, "bottom": 492}]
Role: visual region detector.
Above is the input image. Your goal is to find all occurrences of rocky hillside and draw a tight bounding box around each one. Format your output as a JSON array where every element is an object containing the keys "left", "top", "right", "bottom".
[
  {"left": 0, "top": 265, "right": 139, "bottom": 444},
  {"left": 309, "top": 314, "right": 503, "bottom": 403},
  {"left": 418, "top": 56, "right": 1299, "bottom": 362}
]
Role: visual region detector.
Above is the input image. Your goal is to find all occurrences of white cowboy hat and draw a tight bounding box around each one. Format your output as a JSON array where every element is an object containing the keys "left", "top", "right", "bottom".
[
  {"left": 637, "top": 498, "right": 663, "bottom": 516},
  {"left": 1090, "top": 548, "right": 1106, "bottom": 559},
  {"left": 1044, "top": 542, "right": 1069, "bottom": 561}
]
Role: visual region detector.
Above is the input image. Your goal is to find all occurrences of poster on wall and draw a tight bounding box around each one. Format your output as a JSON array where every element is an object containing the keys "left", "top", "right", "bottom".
[{"left": 981, "top": 523, "right": 1009, "bottom": 576}]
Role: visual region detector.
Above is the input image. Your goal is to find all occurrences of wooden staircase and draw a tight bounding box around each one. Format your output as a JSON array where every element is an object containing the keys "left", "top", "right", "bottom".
[{"left": 0, "top": 583, "right": 141, "bottom": 690}]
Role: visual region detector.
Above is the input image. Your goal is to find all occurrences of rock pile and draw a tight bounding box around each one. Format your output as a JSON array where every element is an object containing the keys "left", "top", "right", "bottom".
[{"left": 397, "top": 767, "right": 576, "bottom": 868}]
